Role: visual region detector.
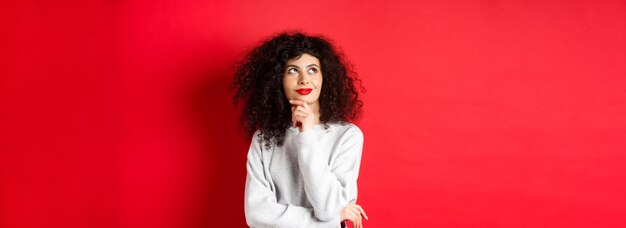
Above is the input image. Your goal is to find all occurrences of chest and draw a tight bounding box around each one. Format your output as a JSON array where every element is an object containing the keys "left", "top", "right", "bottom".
[{"left": 267, "top": 131, "right": 338, "bottom": 181}]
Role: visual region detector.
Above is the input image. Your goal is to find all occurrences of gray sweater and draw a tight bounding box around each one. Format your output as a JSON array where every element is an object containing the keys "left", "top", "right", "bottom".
[{"left": 244, "top": 123, "right": 364, "bottom": 227}]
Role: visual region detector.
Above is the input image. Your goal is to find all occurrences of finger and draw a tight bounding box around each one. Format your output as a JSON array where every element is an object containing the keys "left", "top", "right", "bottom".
[
  {"left": 355, "top": 205, "right": 368, "bottom": 220},
  {"left": 355, "top": 208, "right": 363, "bottom": 228},
  {"left": 293, "top": 108, "right": 310, "bottom": 116},
  {"left": 293, "top": 114, "right": 309, "bottom": 122},
  {"left": 292, "top": 109, "right": 301, "bottom": 117},
  {"left": 290, "top": 100, "right": 312, "bottom": 112},
  {"left": 292, "top": 109, "right": 308, "bottom": 118},
  {"left": 289, "top": 99, "right": 306, "bottom": 107},
  {"left": 346, "top": 210, "right": 358, "bottom": 220},
  {"left": 301, "top": 100, "right": 311, "bottom": 112},
  {"left": 293, "top": 115, "right": 307, "bottom": 121},
  {"left": 347, "top": 211, "right": 359, "bottom": 228},
  {"left": 343, "top": 211, "right": 353, "bottom": 227},
  {"left": 352, "top": 207, "right": 363, "bottom": 228},
  {"left": 293, "top": 110, "right": 307, "bottom": 117},
  {"left": 293, "top": 109, "right": 309, "bottom": 116},
  {"left": 292, "top": 116, "right": 300, "bottom": 128},
  {"left": 347, "top": 207, "right": 361, "bottom": 227},
  {"left": 295, "top": 106, "right": 310, "bottom": 114},
  {"left": 348, "top": 206, "right": 361, "bottom": 218}
]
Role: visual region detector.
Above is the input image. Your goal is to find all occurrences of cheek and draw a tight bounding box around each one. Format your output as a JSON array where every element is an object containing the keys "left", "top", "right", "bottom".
[
  {"left": 282, "top": 78, "right": 296, "bottom": 98},
  {"left": 283, "top": 76, "right": 296, "bottom": 85},
  {"left": 282, "top": 77, "right": 291, "bottom": 90}
]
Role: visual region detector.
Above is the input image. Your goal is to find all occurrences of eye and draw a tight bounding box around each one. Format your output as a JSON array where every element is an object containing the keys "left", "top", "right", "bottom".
[
  {"left": 287, "top": 68, "right": 298, "bottom": 75},
  {"left": 307, "top": 68, "right": 318, "bottom": 74}
]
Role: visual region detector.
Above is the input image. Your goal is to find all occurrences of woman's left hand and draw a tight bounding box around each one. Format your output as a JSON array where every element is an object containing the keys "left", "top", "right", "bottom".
[{"left": 289, "top": 100, "right": 315, "bottom": 132}]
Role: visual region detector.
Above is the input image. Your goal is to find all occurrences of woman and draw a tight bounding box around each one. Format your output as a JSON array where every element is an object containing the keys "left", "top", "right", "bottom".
[{"left": 232, "top": 32, "right": 368, "bottom": 227}]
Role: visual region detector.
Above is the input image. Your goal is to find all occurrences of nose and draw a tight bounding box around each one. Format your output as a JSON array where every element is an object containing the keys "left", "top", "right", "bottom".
[{"left": 298, "top": 74, "right": 310, "bottom": 85}]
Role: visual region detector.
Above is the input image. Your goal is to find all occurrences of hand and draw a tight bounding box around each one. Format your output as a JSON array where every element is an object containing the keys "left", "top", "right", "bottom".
[
  {"left": 289, "top": 100, "right": 315, "bottom": 132},
  {"left": 340, "top": 203, "right": 368, "bottom": 228}
]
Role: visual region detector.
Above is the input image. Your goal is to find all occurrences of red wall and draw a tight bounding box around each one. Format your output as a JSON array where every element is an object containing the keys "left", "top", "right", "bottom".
[{"left": 2, "top": 1, "right": 625, "bottom": 227}]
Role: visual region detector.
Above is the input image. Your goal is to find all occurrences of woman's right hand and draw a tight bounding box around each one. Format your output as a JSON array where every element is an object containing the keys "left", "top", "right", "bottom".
[{"left": 340, "top": 203, "right": 368, "bottom": 228}]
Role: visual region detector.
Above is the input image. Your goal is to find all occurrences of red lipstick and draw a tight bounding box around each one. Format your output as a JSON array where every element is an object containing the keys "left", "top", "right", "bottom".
[{"left": 296, "top": 88, "right": 312, "bottom": 95}]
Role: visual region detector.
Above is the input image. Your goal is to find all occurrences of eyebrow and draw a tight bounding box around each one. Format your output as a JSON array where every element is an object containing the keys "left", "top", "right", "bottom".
[{"left": 286, "top": 64, "right": 320, "bottom": 68}]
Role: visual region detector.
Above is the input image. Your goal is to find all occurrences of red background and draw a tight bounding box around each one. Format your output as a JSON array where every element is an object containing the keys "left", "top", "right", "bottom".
[{"left": 2, "top": 1, "right": 625, "bottom": 227}]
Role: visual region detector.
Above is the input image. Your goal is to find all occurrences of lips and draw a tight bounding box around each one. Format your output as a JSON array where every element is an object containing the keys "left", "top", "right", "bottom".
[{"left": 296, "top": 88, "right": 313, "bottom": 95}]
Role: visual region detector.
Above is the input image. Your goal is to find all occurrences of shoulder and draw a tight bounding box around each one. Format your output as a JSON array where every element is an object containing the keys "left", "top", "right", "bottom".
[
  {"left": 249, "top": 129, "right": 266, "bottom": 150},
  {"left": 329, "top": 122, "right": 364, "bottom": 142},
  {"left": 251, "top": 129, "right": 262, "bottom": 143}
]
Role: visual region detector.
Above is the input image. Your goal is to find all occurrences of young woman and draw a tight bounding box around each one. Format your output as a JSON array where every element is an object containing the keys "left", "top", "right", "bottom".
[{"left": 232, "top": 32, "right": 368, "bottom": 228}]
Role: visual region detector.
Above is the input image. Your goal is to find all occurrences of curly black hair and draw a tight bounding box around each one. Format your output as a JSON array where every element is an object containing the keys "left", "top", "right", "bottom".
[{"left": 231, "top": 31, "right": 364, "bottom": 149}]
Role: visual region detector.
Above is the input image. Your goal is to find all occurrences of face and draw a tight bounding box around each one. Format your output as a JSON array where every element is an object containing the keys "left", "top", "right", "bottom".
[{"left": 282, "top": 53, "right": 323, "bottom": 105}]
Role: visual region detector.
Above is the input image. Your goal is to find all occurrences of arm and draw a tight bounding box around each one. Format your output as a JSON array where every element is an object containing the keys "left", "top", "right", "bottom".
[
  {"left": 244, "top": 133, "right": 342, "bottom": 227},
  {"left": 296, "top": 126, "right": 364, "bottom": 222}
]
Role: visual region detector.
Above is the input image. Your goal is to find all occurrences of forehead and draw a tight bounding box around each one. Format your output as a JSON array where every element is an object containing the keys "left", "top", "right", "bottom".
[{"left": 286, "top": 53, "right": 320, "bottom": 66}]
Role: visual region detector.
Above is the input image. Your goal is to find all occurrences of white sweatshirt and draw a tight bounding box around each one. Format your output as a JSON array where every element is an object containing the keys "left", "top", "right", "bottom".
[{"left": 244, "top": 123, "right": 364, "bottom": 228}]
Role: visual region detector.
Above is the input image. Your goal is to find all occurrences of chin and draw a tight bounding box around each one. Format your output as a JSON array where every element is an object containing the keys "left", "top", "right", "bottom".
[
  {"left": 289, "top": 93, "right": 319, "bottom": 103},
  {"left": 300, "top": 96, "right": 317, "bottom": 102}
]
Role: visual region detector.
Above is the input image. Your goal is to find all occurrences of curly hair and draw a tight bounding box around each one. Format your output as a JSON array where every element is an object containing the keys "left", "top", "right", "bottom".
[{"left": 232, "top": 31, "right": 364, "bottom": 149}]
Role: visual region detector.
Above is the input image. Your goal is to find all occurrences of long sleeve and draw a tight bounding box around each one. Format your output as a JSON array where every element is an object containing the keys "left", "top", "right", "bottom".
[
  {"left": 295, "top": 125, "right": 364, "bottom": 222},
  {"left": 244, "top": 133, "right": 342, "bottom": 228}
]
